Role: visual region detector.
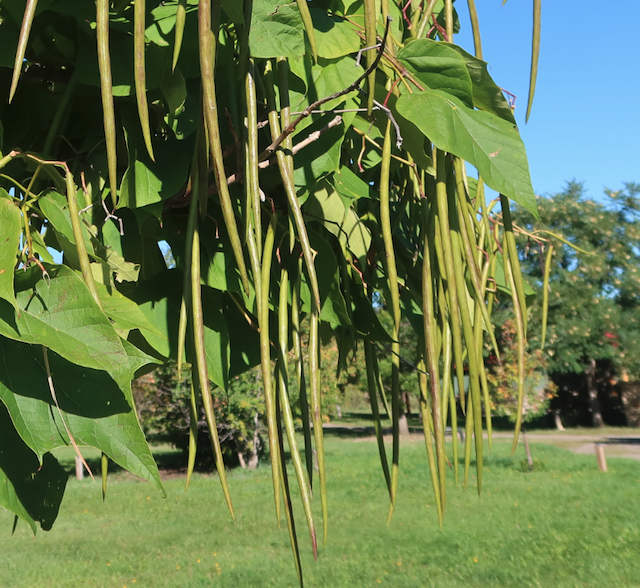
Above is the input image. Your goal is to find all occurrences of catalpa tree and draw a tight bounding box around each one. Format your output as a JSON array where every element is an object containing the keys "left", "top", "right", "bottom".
[{"left": 0, "top": 0, "right": 541, "bottom": 580}]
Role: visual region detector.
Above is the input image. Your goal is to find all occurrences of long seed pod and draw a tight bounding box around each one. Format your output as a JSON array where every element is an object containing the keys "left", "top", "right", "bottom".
[
  {"left": 182, "top": 121, "right": 207, "bottom": 489},
  {"left": 101, "top": 453, "right": 108, "bottom": 501},
  {"left": 473, "top": 295, "right": 493, "bottom": 451},
  {"left": 466, "top": 0, "right": 483, "bottom": 58},
  {"left": 526, "top": 0, "right": 541, "bottom": 122},
  {"left": 440, "top": 319, "right": 452, "bottom": 426},
  {"left": 185, "top": 379, "right": 198, "bottom": 492},
  {"left": 276, "top": 58, "right": 294, "bottom": 178},
  {"left": 134, "top": 0, "right": 154, "bottom": 161},
  {"left": 378, "top": 119, "right": 400, "bottom": 519},
  {"left": 417, "top": 353, "right": 443, "bottom": 526},
  {"left": 295, "top": 0, "right": 317, "bottom": 63},
  {"left": 433, "top": 158, "right": 465, "bottom": 415},
  {"left": 486, "top": 230, "right": 499, "bottom": 318},
  {"left": 541, "top": 244, "right": 553, "bottom": 350},
  {"left": 292, "top": 258, "right": 314, "bottom": 484},
  {"left": 275, "top": 394, "right": 304, "bottom": 587},
  {"left": 263, "top": 61, "right": 321, "bottom": 313},
  {"left": 475, "top": 254, "right": 495, "bottom": 451},
  {"left": 363, "top": 0, "right": 378, "bottom": 116},
  {"left": 420, "top": 200, "right": 447, "bottom": 510},
  {"left": 309, "top": 302, "right": 328, "bottom": 545},
  {"left": 444, "top": 0, "right": 454, "bottom": 41},
  {"left": 278, "top": 264, "right": 318, "bottom": 560},
  {"left": 463, "top": 386, "right": 474, "bottom": 488},
  {"left": 373, "top": 349, "right": 392, "bottom": 419},
  {"left": 191, "top": 214, "right": 235, "bottom": 520},
  {"left": 96, "top": 0, "right": 118, "bottom": 209},
  {"left": 364, "top": 341, "right": 392, "bottom": 497},
  {"left": 448, "top": 365, "right": 460, "bottom": 487},
  {"left": 501, "top": 196, "right": 528, "bottom": 333},
  {"left": 198, "top": 0, "right": 250, "bottom": 294},
  {"left": 172, "top": 0, "right": 188, "bottom": 72},
  {"left": 446, "top": 165, "right": 483, "bottom": 493},
  {"left": 416, "top": 0, "right": 439, "bottom": 39},
  {"left": 453, "top": 160, "right": 500, "bottom": 361},
  {"left": 259, "top": 213, "right": 283, "bottom": 525},
  {"left": 245, "top": 59, "right": 262, "bottom": 253},
  {"left": 9, "top": 0, "right": 38, "bottom": 103},
  {"left": 501, "top": 202, "right": 527, "bottom": 454}
]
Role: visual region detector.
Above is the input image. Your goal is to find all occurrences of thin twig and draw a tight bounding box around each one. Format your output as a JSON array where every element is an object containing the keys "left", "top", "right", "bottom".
[
  {"left": 357, "top": 88, "right": 403, "bottom": 148},
  {"left": 212, "top": 116, "right": 343, "bottom": 194},
  {"left": 42, "top": 346, "right": 95, "bottom": 480},
  {"left": 166, "top": 115, "right": 344, "bottom": 210}
]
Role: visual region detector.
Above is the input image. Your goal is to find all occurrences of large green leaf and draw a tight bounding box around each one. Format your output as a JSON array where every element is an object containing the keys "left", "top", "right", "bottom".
[
  {"left": 0, "top": 191, "right": 20, "bottom": 309},
  {"left": 396, "top": 89, "right": 538, "bottom": 217},
  {"left": 293, "top": 110, "right": 349, "bottom": 197},
  {"left": 75, "top": 27, "right": 167, "bottom": 96},
  {"left": 442, "top": 43, "right": 516, "bottom": 124},
  {"left": 331, "top": 166, "right": 374, "bottom": 203},
  {"left": 398, "top": 39, "right": 474, "bottom": 108},
  {"left": 137, "top": 297, "right": 175, "bottom": 358},
  {"left": 310, "top": 9, "right": 360, "bottom": 59},
  {"left": 0, "top": 266, "right": 153, "bottom": 394},
  {"left": 192, "top": 287, "right": 230, "bottom": 391},
  {"left": 118, "top": 110, "right": 191, "bottom": 209},
  {"left": 304, "top": 180, "right": 371, "bottom": 265},
  {"left": 0, "top": 403, "right": 67, "bottom": 531},
  {"left": 0, "top": 337, "right": 164, "bottom": 492},
  {"left": 96, "top": 281, "right": 167, "bottom": 343},
  {"left": 295, "top": 56, "right": 363, "bottom": 115},
  {"left": 222, "top": 0, "right": 245, "bottom": 25},
  {"left": 249, "top": 0, "right": 304, "bottom": 59},
  {"left": 39, "top": 189, "right": 95, "bottom": 255},
  {"left": 132, "top": 273, "right": 230, "bottom": 390}
]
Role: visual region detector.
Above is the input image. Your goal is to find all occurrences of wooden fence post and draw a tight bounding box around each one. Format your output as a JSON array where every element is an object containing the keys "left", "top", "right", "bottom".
[
  {"left": 75, "top": 455, "right": 84, "bottom": 480},
  {"left": 595, "top": 443, "right": 607, "bottom": 472}
]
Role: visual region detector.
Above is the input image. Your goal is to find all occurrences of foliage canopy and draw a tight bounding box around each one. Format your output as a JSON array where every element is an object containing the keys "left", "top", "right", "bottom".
[{"left": 0, "top": 0, "right": 543, "bottom": 579}]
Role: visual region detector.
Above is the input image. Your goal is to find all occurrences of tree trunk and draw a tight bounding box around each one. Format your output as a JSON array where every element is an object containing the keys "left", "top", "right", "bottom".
[
  {"left": 403, "top": 392, "right": 412, "bottom": 417},
  {"left": 585, "top": 359, "right": 604, "bottom": 427},
  {"left": 553, "top": 409, "right": 565, "bottom": 431},
  {"left": 246, "top": 413, "right": 260, "bottom": 470},
  {"left": 522, "top": 426, "right": 534, "bottom": 471},
  {"left": 399, "top": 411, "right": 410, "bottom": 437}
]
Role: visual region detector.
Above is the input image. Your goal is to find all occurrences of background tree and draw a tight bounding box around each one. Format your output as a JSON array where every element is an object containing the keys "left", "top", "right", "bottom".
[{"left": 511, "top": 181, "right": 640, "bottom": 427}]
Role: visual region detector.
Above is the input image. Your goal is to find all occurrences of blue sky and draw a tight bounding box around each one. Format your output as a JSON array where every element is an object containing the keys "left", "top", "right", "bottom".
[{"left": 454, "top": 0, "right": 640, "bottom": 201}]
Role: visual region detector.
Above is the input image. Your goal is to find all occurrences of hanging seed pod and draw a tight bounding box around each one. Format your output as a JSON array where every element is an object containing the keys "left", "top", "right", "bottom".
[
  {"left": 9, "top": 0, "right": 38, "bottom": 103},
  {"left": 134, "top": 0, "right": 154, "bottom": 161},
  {"left": 277, "top": 263, "right": 318, "bottom": 560},
  {"left": 378, "top": 119, "right": 401, "bottom": 519},
  {"left": 96, "top": 0, "right": 118, "bottom": 209}
]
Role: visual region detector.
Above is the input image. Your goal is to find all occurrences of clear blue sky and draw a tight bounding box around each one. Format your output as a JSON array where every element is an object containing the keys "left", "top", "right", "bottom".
[{"left": 454, "top": 0, "right": 640, "bottom": 201}]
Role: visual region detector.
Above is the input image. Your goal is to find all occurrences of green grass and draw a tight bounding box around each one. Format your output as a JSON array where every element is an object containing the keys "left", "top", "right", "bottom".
[{"left": 1, "top": 437, "right": 640, "bottom": 587}]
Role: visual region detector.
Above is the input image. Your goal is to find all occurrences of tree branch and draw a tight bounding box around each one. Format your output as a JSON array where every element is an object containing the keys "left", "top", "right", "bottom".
[{"left": 258, "top": 16, "right": 394, "bottom": 162}]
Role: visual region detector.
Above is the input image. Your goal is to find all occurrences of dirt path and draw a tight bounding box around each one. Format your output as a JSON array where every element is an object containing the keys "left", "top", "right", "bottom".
[
  {"left": 495, "top": 431, "right": 640, "bottom": 461},
  {"left": 323, "top": 423, "right": 640, "bottom": 461}
]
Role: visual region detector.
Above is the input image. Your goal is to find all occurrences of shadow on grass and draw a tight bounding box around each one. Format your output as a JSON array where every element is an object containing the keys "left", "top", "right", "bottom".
[
  {"left": 604, "top": 437, "right": 640, "bottom": 445},
  {"left": 61, "top": 447, "right": 189, "bottom": 479}
]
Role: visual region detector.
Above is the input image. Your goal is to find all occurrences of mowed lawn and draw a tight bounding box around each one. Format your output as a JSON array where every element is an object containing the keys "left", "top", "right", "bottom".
[{"left": 1, "top": 435, "right": 640, "bottom": 588}]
